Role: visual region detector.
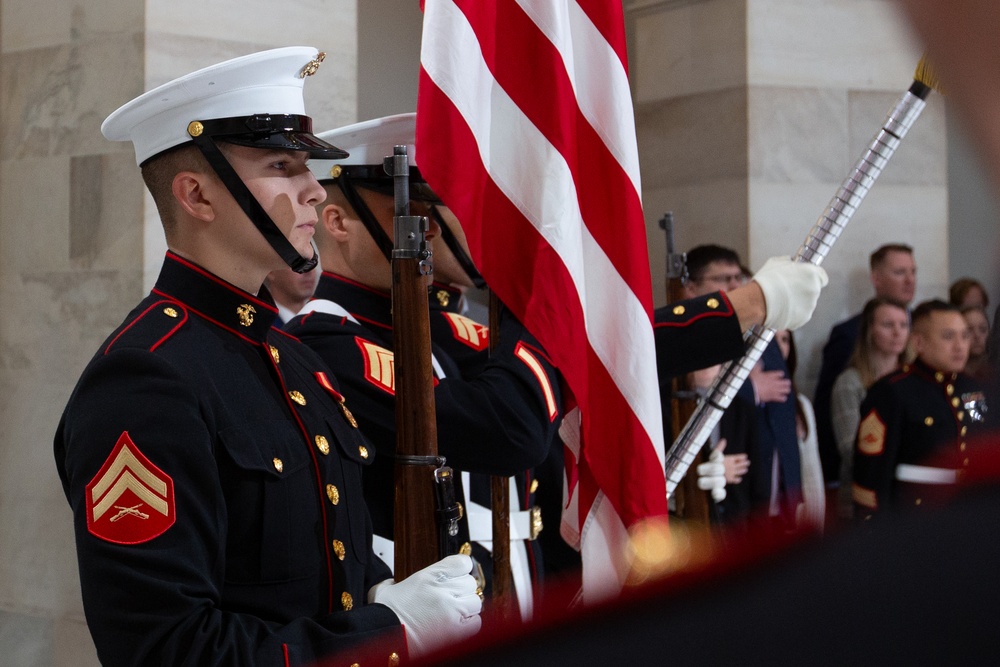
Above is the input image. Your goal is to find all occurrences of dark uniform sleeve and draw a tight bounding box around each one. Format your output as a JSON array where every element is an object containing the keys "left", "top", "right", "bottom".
[
  {"left": 653, "top": 291, "right": 744, "bottom": 379},
  {"left": 852, "top": 380, "right": 903, "bottom": 520},
  {"left": 291, "top": 309, "right": 561, "bottom": 477},
  {"left": 55, "top": 349, "right": 401, "bottom": 667}
]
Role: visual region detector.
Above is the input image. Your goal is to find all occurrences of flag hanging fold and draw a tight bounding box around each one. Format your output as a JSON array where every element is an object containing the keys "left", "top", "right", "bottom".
[{"left": 416, "top": 0, "right": 667, "bottom": 601}]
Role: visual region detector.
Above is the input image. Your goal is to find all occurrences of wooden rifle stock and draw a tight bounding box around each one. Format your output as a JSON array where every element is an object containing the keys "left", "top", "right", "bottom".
[
  {"left": 659, "top": 213, "right": 711, "bottom": 527},
  {"left": 390, "top": 146, "right": 442, "bottom": 579},
  {"left": 488, "top": 291, "right": 514, "bottom": 620}
]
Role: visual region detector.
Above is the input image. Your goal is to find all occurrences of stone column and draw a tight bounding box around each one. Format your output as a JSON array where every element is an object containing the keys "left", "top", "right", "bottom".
[
  {"left": 627, "top": 0, "right": 945, "bottom": 393},
  {"left": 0, "top": 2, "right": 357, "bottom": 664}
]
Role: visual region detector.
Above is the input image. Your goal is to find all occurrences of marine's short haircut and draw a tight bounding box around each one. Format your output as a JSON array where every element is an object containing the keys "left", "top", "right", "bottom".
[{"left": 685, "top": 244, "right": 742, "bottom": 283}]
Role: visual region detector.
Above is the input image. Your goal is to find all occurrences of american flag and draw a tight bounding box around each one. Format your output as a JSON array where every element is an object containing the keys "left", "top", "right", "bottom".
[{"left": 416, "top": 0, "right": 666, "bottom": 601}]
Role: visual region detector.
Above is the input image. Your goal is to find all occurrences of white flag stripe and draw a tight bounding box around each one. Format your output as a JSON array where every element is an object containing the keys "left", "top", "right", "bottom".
[
  {"left": 514, "top": 0, "right": 642, "bottom": 193},
  {"left": 421, "top": 1, "right": 664, "bottom": 458},
  {"left": 580, "top": 490, "right": 632, "bottom": 603}
]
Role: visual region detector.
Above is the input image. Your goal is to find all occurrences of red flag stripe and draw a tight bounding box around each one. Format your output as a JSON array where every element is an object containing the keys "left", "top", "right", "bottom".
[
  {"left": 451, "top": 0, "right": 649, "bottom": 302},
  {"left": 417, "top": 70, "right": 666, "bottom": 525}
]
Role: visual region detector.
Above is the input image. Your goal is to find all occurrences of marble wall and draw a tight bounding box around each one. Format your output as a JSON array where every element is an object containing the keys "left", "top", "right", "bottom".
[
  {"left": 0, "top": 1, "right": 357, "bottom": 664},
  {"left": 627, "top": 0, "right": 945, "bottom": 394}
]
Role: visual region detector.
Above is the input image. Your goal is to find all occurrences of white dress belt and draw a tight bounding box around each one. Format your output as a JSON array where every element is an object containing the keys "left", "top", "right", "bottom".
[{"left": 895, "top": 463, "right": 959, "bottom": 484}]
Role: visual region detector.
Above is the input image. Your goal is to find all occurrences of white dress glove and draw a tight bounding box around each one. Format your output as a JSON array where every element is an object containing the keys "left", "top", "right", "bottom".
[
  {"left": 752, "top": 256, "right": 829, "bottom": 331},
  {"left": 697, "top": 448, "right": 727, "bottom": 502},
  {"left": 370, "top": 554, "right": 482, "bottom": 658}
]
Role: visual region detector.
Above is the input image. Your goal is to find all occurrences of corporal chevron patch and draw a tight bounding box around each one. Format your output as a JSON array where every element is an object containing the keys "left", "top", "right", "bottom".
[
  {"left": 356, "top": 337, "right": 395, "bottom": 395},
  {"left": 442, "top": 312, "right": 489, "bottom": 351},
  {"left": 86, "top": 432, "right": 175, "bottom": 544}
]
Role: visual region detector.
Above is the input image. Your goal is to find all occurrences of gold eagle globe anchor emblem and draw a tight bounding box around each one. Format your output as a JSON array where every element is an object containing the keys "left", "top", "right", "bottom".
[{"left": 236, "top": 304, "right": 256, "bottom": 327}]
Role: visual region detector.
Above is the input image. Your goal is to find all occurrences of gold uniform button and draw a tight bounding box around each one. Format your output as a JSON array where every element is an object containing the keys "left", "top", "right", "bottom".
[
  {"left": 935, "top": 372, "right": 944, "bottom": 382},
  {"left": 389, "top": 653, "right": 401, "bottom": 667},
  {"left": 529, "top": 479, "right": 539, "bottom": 494},
  {"left": 273, "top": 457, "right": 283, "bottom": 473},
  {"left": 961, "top": 442, "right": 967, "bottom": 452},
  {"left": 964, "top": 458, "right": 970, "bottom": 466},
  {"left": 332, "top": 539, "right": 346, "bottom": 560},
  {"left": 962, "top": 426, "right": 968, "bottom": 436},
  {"left": 269, "top": 345, "right": 280, "bottom": 364},
  {"left": 351, "top": 664, "right": 360, "bottom": 667},
  {"left": 924, "top": 417, "right": 933, "bottom": 426},
  {"left": 338, "top": 401, "right": 359, "bottom": 428},
  {"left": 946, "top": 384, "right": 954, "bottom": 396},
  {"left": 326, "top": 483, "right": 340, "bottom": 505},
  {"left": 672, "top": 305, "right": 685, "bottom": 316},
  {"left": 707, "top": 298, "right": 720, "bottom": 309},
  {"left": 915, "top": 498, "right": 922, "bottom": 506},
  {"left": 341, "top": 592, "right": 353, "bottom": 611},
  {"left": 163, "top": 307, "right": 179, "bottom": 318},
  {"left": 359, "top": 445, "right": 369, "bottom": 459},
  {"left": 459, "top": 542, "right": 472, "bottom": 556},
  {"left": 289, "top": 390, "right": 306, "bottom": 406},
  {"left": 958, "top": 411, "right": 965, "bottom": 421},
  {"left": 952, "top": 397, "right": 961, "bottom": 408},
  {"left": 315, "top": 435, "right": 330, "bottom": 455}
]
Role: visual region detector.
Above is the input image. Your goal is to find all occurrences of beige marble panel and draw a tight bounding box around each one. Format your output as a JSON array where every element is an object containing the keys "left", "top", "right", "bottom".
[
  {"left": 69, "top": 153, "right": 145, "bottom": 271},
  {"left": 52, "top": 615, "right": 100, "bottom": 667},
  {"left": 748, "top": 85, "right": 848, "bottom": 183},
  {"left": 848, "top": 89, "right": 946, "bottom": 187},
  {"left": 1, "top": 35, "right": 144, "bottom": 161},
  {"left": 0, "top": 610, "right": 53, "bottom": 667},
  {"left": 1, "top": 157, "right": 70, "bottom": 273},
  {"left": 1, "top": 1, "right": 142, "bottom": 53},
  {"left": 644, "top": 178, "right": 749, "bottom": 307},
  {"left": 632, "top": 0, "right": 746, "bottom": 103},
  {"left": 0, "top": 267, "right": 142, "bottom": 378},
  {"left": 635, "top": 86, "right": 748, "bottom": 190},
  {"left": 747, "top": 0, "right": 922, "bottom": 89},
  {"left": 146, "top": 0, "right": 356, "bottom": 51},
  {"left": 0, "top": 491, "right": 86, "bottom": 614}
]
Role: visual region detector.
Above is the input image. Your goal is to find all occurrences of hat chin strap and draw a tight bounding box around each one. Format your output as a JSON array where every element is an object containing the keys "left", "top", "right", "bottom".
[
  {"left": 188, "top": 133, "right": 318, "bottom": 274},
  {"left": 335, "top": 177, "right": 395, "bottom": 264},
  {"left": 429, "top": 205, "right": 486, "bottom": 290}
]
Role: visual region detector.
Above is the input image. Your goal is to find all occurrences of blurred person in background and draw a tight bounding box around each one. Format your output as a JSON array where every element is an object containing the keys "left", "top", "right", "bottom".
[{"left": 830, "top": 298, "right": 911, "bottom": 522}]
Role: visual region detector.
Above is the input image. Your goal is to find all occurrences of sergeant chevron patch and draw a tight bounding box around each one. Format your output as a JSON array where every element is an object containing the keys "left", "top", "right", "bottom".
[
  {"left": 857, "top": 410, "right": 886, "bottom": 456},
  {"left": 85, "top": 431, "right": 175, "bottom": 544}
]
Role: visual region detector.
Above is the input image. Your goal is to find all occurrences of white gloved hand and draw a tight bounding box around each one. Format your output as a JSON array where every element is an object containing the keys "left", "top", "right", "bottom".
[
  {"left": 371, "top": 554, "right": 482, "bottom": 658},
  {"left": 752, "top": 256, "right": 829, "bottom": 331},
  {"left": 697, "top": 448, "right": 727, "bottom": 502}
]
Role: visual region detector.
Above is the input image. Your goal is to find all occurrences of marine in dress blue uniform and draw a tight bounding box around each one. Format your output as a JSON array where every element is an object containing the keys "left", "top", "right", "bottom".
[
  {"left": 284, "top": 115, "right": 561, "bottom": 617},
  {"left": 54, "top": 48, "right": 479, "bottom": 666},
  {"left": 853, "top": 301, "right": 986, "bottom": 521},
  {"left": 56, "top": 253, "right": 402, "bottom": 665},
  {"left": 852, "top": 359, "right": 986, "bottom": 519}
]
